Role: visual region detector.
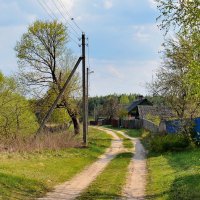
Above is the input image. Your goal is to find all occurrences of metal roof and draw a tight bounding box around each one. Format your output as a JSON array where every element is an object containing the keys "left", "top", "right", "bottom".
[{"left": 127, "top": 98, "right": 150, "bottom": 113}]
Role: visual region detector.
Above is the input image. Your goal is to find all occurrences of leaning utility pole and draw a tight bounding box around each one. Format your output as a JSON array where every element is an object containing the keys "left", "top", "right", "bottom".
[
  {"left": 36, "top": 32, "right": 88, "bottom": 146},
  {"left": 36, "top": 57, "right": 82, "bottom": 135},
  {"left": 82, "top": 33, "right": 87, "bottom": 145}
]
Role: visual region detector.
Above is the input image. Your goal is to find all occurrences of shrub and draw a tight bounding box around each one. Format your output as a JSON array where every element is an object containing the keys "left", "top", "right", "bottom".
[
  {"left": 149, "top": 134, "right": 190, "bottom": 153},
  {"left": 0, "top": 131, "right": 80, "bottom": 153}
]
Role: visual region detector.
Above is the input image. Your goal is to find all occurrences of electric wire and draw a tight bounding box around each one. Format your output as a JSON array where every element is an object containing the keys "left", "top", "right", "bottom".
[
  {"left": 36, "top": 0, "right": 54, "bottom": 20},
  {"left": 38, "top": 0, "right": 58, "bottom": 20},
  {"left": 51, "top": 0, "right": 80, "bottom": 38},
  {"left": 57, "top": 0, "right": 84, "bottom": 33},
  {"left": 36, "top": 0, "right": 81, "bottom": 47}
]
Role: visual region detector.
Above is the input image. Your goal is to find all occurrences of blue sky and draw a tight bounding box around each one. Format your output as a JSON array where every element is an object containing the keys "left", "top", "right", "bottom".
[{"left": 0, "top": 0, "right": 163, "bottom": 96}]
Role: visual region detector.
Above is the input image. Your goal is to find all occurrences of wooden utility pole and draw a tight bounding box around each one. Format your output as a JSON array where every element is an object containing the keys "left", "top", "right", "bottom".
[
  {"left": 82, "top": 33, "right": 87, "bottom": 145},
  {"left": 87, "top": 68, "right": 94, "bottom": 128},
  {"left": 36, "top": 57, "right": 82, "bottom": 135},
  {"left": 86, "top": 67, "right": 89, "bottom": 136}
]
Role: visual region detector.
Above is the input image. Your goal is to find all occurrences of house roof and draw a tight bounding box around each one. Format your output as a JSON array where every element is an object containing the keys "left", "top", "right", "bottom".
[
  {"left": 138, "top": 105, "right": 176, "bottom": 120},
  {"left": 127, "top": 98, "right": 152, "bottom": 113}
]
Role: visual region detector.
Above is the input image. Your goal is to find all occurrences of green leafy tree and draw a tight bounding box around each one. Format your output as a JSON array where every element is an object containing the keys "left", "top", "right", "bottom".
[
  {"left": 15, "top": 20, "right": 81, "bottom": 134},
  {"left": 156, "top": 0, "right": 200, "bottom": 34},
  {"left": 156, "top": 0, "right": 200, "bottom": 93},
  {"left": 120, "top": 95, "right": 130, "bottom": 105},
  {"left": 0, "top": 72, "right": 38, "bottom": 138},
  {"left": 149, "top": 35, "right": 200, "bottom": 140},
  {"left": 152, "top": 0, "right": 200, "bottom": 142}
]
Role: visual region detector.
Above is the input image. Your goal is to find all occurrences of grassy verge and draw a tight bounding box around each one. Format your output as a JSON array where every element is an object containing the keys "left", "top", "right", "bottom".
[
  {"left": 0, "top": 127, "right": 111, "bottom": 200},
  {"left": 146, "top": 149, "right": 200, "bottom": 200},
  {"left": 141, "top": 130, "right": 200, "bottom": 200},
  {"left": 77, "top": 152, "right": 133, "bottom": 200},
  {"left": 123, "top": 138, "right": 133, "bottom": 150},
  {"left": 104, "top": 125, "right": 142, "bottom": 138},
  {"left": 114, "top": 132, "right": 133, "bottom": 150}
]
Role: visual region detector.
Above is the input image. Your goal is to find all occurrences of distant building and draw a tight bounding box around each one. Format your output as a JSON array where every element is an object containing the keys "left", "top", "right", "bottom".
[
  {"left": 127, "top": 98, "right": 152, "bottom": 119},
  {"left": 138, "top": 105, "right": 175, "bottom": 120}
]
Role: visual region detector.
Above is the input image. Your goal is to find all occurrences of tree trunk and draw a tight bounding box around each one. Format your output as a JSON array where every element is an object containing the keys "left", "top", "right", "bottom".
[
  {"left": 71, "top": 115, "right": 80, "bottom": 135},
  {"left": 63, "top": 100, "right": 80, "bottom": 135},
  {"left": 67, "top": 108, "right": 80, "bottom": 135}
]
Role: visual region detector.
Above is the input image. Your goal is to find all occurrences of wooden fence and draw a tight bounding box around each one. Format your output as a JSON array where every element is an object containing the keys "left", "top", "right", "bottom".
[
  {"left": 121, "top": 119, "right": 143, "bottom": 129},
  {"left": 90, "top": 118, "right": 161, "bottom": 134},
  {"left": 121, "top": 119, "right": 159, "bottom": 133}
]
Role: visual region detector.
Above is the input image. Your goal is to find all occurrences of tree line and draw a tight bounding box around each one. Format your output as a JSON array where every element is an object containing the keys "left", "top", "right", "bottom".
[{"left": 88, "top": 94, "right": 165, "bottom": 120}]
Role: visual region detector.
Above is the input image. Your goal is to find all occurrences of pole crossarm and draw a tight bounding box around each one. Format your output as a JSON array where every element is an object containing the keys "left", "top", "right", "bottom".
[{"left": 36, "top": 56, "right": 83, "bottom": 135}]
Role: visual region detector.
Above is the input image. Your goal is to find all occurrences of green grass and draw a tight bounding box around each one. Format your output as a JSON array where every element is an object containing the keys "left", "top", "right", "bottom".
[
  {"left": 77, "top": 152, "right": 133, "bottom": 200},
  {"left": 141, "top": 129, "right": 200, "bottom": 199},
  {"left": 114, "top": 132, "right": 133, "bottom": 150},
  {"left": 104, "top": 125, "right": 142, "bottom": 138},
  {"left": 0, "top": 127, "right": 112, "bottom": 200},
  {"left": 146, "top": 149, "right": 200, "bottom": 200},
  {"left": 125, "top": 128, "right": 142, "bottom": 138},
  {"left": 123, "top": 138, "right": 133, "bottom": 150}
]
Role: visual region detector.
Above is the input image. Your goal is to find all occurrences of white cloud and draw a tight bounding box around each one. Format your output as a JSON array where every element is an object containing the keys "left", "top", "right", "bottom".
[
  {"left": 61, "top": 0, "right": 75, "bottom": 11},
  {"left": 134, "top": 31, "right": 150, "bottom": 42},
  {"left": 148, "top": 0, "right": 157, "bottom": 9},
  {"left": 132, "top": 24, "right": 161, "bottom": 44},
  {"left": 108, "top": 65, "right": 124, "bottom": 80},
  {"left": 103, "top": 0, "right": 113, "bottom": 10},
  {"left": 89, "top": 59, "right": 160, "bottom": 96}
]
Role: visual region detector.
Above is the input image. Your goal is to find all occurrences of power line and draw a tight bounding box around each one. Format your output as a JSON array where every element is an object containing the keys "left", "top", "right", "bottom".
[
  {"left": 69, "top": 35, "right": 80, "bottom": 46},
  {"left": 36, "top": 0, "right": 54, "bottom": 20},
  {"left": 39, "top": 0, "right": 58, "bottom": 20},
  {"left": 57, "top": 0, "right": 84, "bottom": 33},
  {"left": 36, "top": 0, "right": 80, "bottom": 47},
  {"left": 51, "top": 0, "right": 80, "bottom": 38}
]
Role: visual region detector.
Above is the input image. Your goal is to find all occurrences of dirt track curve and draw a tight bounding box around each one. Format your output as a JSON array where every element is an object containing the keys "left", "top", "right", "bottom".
[
  {"left": 39, "top": 127, "right": 147, "bottom": 200},
  {"left": 38, "top": 128, "right": 123, "bottom": 200}
]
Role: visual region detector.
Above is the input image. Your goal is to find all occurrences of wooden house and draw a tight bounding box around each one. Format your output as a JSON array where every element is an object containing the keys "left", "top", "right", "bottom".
[{"left": 127, "top": 98, "right": 152, "bottom": 119}]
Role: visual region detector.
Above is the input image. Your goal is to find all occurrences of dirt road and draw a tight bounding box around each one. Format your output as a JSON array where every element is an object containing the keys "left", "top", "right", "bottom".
[
  {"left": 39, "top": 128, "right": 147, "bottom": 200},
  {"left": 38, "top": 128, "right": 123, "bottom": 200}
]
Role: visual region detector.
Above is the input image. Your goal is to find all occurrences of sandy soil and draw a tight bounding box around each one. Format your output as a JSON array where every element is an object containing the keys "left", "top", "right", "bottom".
[{"left": 38, "top": 128, "right": 123, "bottom": 200}]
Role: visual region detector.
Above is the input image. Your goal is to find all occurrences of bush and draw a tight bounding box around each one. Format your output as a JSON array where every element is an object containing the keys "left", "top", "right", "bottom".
[
  {"left": 149, "top": 134, "right": 190, "bottom": 153},
  {"left": 0, "top": 131, "right": 80, "bottom": 153}
]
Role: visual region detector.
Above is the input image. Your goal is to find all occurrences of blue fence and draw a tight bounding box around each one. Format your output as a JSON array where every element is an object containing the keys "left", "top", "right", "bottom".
[{"left": 166, "top": 117, "right": 200, "bottom": 134}]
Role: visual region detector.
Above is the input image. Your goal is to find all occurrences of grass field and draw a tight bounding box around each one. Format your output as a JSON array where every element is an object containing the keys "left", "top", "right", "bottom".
[
  {"left": 77, "top": 152, "right": 133, "bottom": 200},
  {"left": 146, "top": 149, "right": 200, "bottom": 200},
  {"left": 0, "top": 127, "right": 112, "bottom": 200}
]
